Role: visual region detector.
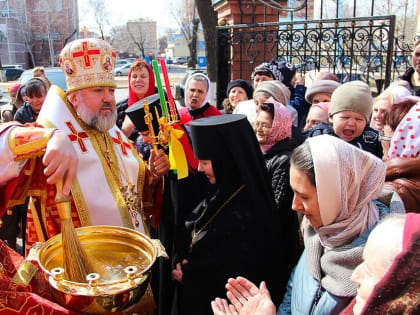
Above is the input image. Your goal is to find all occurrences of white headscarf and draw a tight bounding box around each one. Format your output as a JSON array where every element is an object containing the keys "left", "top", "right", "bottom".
[
  {"left": 184, "top": 73, "right": 211, "bottom": 110},
  {"left": 307, "top": 135, "right": 386, "bottom": 249}
]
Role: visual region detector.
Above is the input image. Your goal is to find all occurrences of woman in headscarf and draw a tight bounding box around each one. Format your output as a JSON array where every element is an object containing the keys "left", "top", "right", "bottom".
[
  {"left": 178, "top": 72, "right": 221, "bottom": 125},
  {"left": 116, "top": 59, "right": 156, "bottom": 139},
  {"left": 212, "top": 135, "right": 403, "bottom": 315},
  {"left": 253, "top": 97, "right": 301, "bottom": 268},
  {"left": 381, "top": 98, "right": 420, "bottom": 212},
  {"left": 172, "top": 115, "right": 294, "bottom": 315},
  {"left": 222, "top": 79, "right": 253, "bottom": 114},
  {"left": 253, "top": 80, "right": 298, "bottom": 127},
  {"left": 341, "top": 213, "right": 420, "bottom": 315}
]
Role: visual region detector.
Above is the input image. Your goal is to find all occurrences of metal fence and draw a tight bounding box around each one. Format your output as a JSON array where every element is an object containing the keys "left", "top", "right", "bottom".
[{"left": 215, "top": 0, "right": 417, "bottom": 103}]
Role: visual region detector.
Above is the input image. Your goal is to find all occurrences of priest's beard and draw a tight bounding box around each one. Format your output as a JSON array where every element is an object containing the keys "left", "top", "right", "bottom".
[{"left": 75, "top": 98, "right": 117, "bottom": 132}]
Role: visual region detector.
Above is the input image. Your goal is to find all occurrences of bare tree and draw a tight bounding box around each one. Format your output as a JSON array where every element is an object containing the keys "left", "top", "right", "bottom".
[
  {"left": 126, "top": 21, "right": 147, "bottom": 58},
  {"left": 171, "top": 0, "right": 199, "bottom": 68},
  {"left": 110, "top": 25, "right": 128, "bottom": 48},
  {"left": 44, "top": 0, "right": 56, "bottom": 66},
  {"left": 158, "top": 36, "right": 168, "bottom": 54},
  {"left": 88, "top": 0, "right": 109, "bottom": 40},
  {"left": 195, "top": 0, "right": 218, "bottom": 81}
]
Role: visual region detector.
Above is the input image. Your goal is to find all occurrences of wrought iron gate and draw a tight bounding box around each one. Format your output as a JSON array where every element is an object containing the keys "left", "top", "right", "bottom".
[{"left": 216, "top": 0, "right": 416, "bottom": 104}]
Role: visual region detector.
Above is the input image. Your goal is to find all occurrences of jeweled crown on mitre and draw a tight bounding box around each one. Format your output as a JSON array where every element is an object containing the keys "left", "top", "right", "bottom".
[{"left": 59, "top": 38, "right": 117, "bottom": 93}]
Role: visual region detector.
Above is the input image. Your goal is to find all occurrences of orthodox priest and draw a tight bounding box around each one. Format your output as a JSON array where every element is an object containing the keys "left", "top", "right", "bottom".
[{"left": 0, "top": 38, "right": 169, "bottom": 312}]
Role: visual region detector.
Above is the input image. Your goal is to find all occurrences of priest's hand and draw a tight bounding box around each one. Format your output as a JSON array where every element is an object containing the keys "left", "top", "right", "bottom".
[
  {"left": 149, "top": 149, "right": 170, "bottom": 177},
  {"left": 172, "top": 259, "right": 188, "bottom": 283},
  {"left": 43, "top": 130, "right": 78, "bottom": 195}
]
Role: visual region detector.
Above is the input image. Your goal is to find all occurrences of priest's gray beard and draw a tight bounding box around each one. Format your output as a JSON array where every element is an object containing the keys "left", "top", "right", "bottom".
[{"left": 75, "top": 97, "right": 117, "bottom": 132}]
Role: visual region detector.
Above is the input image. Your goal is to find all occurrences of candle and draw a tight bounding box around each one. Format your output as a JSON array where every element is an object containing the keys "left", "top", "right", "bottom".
[
  {"left": 151, "top": 59, "right": 168, "bottom": 118},
  {"left": 158, "top": 57, "right": 178, "bottom": 121}
]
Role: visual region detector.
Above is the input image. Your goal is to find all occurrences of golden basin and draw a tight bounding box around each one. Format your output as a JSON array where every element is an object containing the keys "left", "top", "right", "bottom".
[{"left": 32, "top": 225, "right": 167, "bottom": 314}]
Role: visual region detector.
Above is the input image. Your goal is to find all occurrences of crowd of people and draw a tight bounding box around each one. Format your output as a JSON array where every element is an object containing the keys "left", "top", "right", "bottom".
[{"left": 0, "top": 37, "right": 419, "bottom": 315}]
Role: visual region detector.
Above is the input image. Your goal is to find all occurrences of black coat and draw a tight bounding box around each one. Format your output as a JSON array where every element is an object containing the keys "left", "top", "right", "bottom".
[
  {"left": 151, "top": 125, "right": 208, "bottom": 315},
  {"left": 179, "top": 188, "right": 285, "bottom": 315},
  {"left": 263, "top": 139, "right": 302, "bottom": 271},
  {"left": 302, "top": 122, "right": 383, "bottom": 158},
  {"left": 14, "top": 102, "right": 36, "bottom": 124},
  {"left": 176, "top": 115, "right": 293, "bottom": 315},
  {"left": 264, "top": 139, "right": 295, "bottom": 210}
]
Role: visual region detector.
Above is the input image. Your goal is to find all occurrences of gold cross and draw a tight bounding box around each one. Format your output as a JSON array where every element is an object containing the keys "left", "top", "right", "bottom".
[{"left": 121, "top": 184, "right": 142, "bottom": 227}]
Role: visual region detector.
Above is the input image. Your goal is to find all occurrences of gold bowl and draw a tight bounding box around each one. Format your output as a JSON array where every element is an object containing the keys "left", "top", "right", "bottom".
[{"left": 32, "top": 225, "right": 167, "bottom": 314}]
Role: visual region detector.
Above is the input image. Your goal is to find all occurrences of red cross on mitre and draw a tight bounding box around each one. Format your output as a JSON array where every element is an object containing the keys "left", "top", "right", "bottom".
[
  {"left": 65, "top": 121, "right": 89, "bottom": 153},
  {"left": 72, "top": 41, "right": 100, "bottom": 68},
  {"left": 111, "top": 131, "right": 131, "bottom": 156}
]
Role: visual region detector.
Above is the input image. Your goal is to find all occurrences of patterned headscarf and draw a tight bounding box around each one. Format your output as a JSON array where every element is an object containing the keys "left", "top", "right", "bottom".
[
  {"left": 251, "top": 59, "right": 296, "bottom": 89},
  {"left": 128, "top": 59, "right": 156, "bottom": 106},
  {"left": 388, "top": 102, "right": 420, "bottom": 159},
  {"left": 308, "top": 135, "right": 385, "bottom": 249},
  {"left": 258, "top": 97, "right": 292, "bottom": 153}
]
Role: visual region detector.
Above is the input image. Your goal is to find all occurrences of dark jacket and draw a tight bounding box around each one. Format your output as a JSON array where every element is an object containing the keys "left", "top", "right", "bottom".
[
  {"left": 13, "top": 102, "right": 36, "bottom": 124},
  {"left": 302, "top": 122, "right": 383, "bottom": 158},
  {"left": 179, "top": 188, "right": 285, "bottom": 315},
  {"left": 384, "top": 157, "right": 420, "bottom": 213},
  {"left": 263, "top": 138, "right": 302, "bottom": 270},
  {"left": 264, "top": 139, "right": 295, "bottom": 210},
  {"left": 399, "top": 67, "right": 420, "bottom": 96},
  {"left": 116, "top": 97, "right": 139, "bottom": 142},
  {"left": 116, "top": 97, "right": 129, "bottom": 130},
  {"left": 289, "top": 84, "right": 310, "bottom": 129}
]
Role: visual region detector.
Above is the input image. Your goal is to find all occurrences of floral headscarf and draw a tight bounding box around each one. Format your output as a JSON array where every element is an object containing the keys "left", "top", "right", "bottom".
[
  {"left": 258, "top": 97, "right": 292, "bottom": 153},
  {"left": 388, "top": 102, "right": 420, "bottom": 159},
  {"left": 128, "top": 59, "right": 156, "bottom": 106}
]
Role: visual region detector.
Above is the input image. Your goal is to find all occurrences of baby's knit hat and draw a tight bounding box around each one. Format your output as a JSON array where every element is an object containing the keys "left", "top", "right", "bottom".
[{"left": 329, "top": 81, "right": 373, "bottom": 121}]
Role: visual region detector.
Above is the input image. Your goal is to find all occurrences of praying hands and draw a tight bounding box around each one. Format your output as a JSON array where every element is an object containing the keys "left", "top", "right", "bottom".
[{"left": 211, "top": 277, "right": 276, "bottom": 315}]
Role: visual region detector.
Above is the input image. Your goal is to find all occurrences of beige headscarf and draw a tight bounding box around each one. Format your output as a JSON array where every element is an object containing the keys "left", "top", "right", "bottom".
[
  {"left": 307, "top": 135, "right": 386, "bottom": 249},
  {"left": 254, "top": 80, "right": 290, "bottom": 106}
]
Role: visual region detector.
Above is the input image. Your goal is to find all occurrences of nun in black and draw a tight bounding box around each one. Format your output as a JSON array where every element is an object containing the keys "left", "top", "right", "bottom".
[
  {"left": 126, "top": 94, "right": 209, "bottom": 315},
  {"left": 172, "top": 115, "right": 292, "bottom": 315}
]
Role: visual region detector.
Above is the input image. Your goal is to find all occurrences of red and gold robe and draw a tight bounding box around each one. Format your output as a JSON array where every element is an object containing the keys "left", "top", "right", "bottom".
[{"left": 1, "top": 86, "right": 160, "bottom": 254}]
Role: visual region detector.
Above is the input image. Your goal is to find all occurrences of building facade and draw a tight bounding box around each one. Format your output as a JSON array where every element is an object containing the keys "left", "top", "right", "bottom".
[
  {"left": 165, "top": 30, "right": 206, "bottom": 61},
  {"left": 0, "top": 0, "right": 78, "bottom": 69},
  {"left": 111, "top": 19, "right": 158, "bottom": 59}
]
